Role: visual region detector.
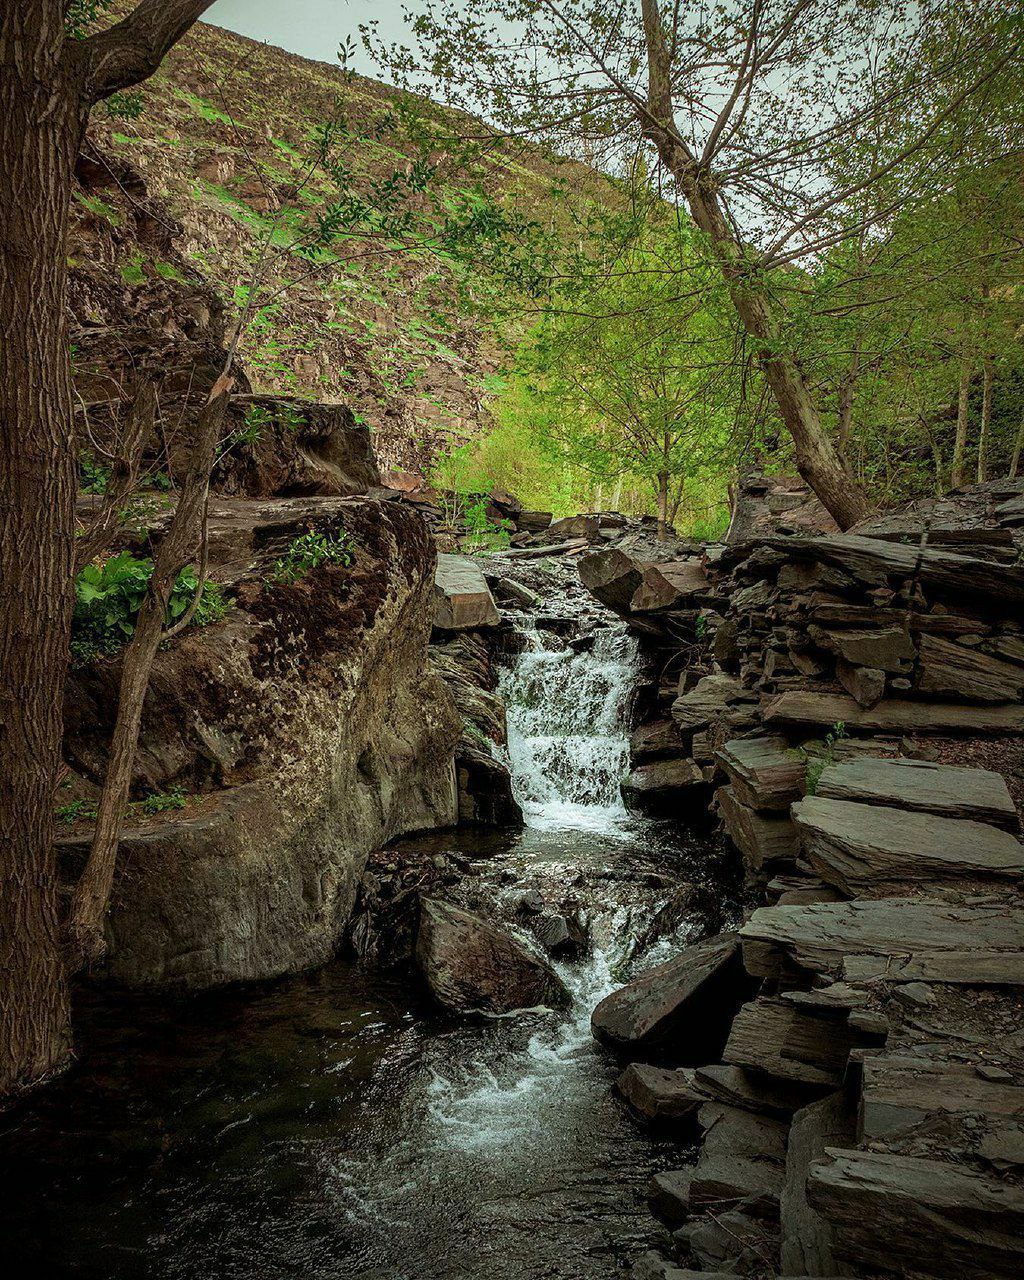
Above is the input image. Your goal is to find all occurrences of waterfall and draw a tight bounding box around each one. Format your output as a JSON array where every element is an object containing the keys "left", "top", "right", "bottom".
[{"left": 499, "top": 620, "right": 640, "bottom": 833}]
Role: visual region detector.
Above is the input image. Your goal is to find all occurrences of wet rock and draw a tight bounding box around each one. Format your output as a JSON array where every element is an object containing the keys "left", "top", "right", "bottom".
[
  {"left": 485, "top": 573, "right": 542, "bottom": 611},
  {"left": 621, "top": 758, "right": 708, "bottom": 818},
  {"left": 432, "top": 554, "right": 501, "bottom": 631},
  {"left": 591, "top": 932, "right": 751, "bottom": 1057},
  {"left": 415, "top": 898, "right": 570, "bottom": 1015},
  {"left": 529, "top": 910, "right": 588, "bottom": 958},
  {"left": 616, "top": 1063, "right": 707, "bottom": 1124},
  {"left": 578, "top": 547, "right": 644, "bottom": 611},
  {"left": 649, "top": 1169, "right": 694, "bottom": 1227},
  {"left": 674, "top": 1207, "right": 778, "bottom": 1274},
  {"left": 630, "top": 719, "right": 688, "bottom": 765},
  {"left": 693, "top": 1064, "right": 819, "bottom": 1118}
]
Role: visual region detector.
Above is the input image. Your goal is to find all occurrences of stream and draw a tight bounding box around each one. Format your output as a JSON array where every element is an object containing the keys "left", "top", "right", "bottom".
[{"left": 0, "top": 560, "right": 728, "bottom": 1280}]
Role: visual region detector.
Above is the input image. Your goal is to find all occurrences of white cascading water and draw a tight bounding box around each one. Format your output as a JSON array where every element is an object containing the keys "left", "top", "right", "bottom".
[
  {"left": 426, "top": 610, "right": 646, "bottom": 1150},
  {"left": 499, "top": 620, "right": 641, "bottom": 832}
]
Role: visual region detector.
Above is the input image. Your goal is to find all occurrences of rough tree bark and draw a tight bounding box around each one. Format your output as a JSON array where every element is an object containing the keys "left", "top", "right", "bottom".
[
  {"left": 638, "top": 0, "right": 872, "bottom": 530},
  {"left": 0, "top": 0, "right": 219, "bottom": 1096}
]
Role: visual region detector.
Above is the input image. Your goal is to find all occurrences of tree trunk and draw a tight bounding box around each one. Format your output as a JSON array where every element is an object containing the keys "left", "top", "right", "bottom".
[
  {"left": 683, "top": 178, "right": 870, "bottom": 529},
  {"left": 950, "top": 354, "right": 972, "bottom": 489},
  {"left": 67, "top": 390, "right": 228, "bottom": 964},
  {"left": 656, "top": 470, "right": 669, "bottom": 541},
  {"left": 638, "top": 0, "right": 870, "bottom": 530},
  {"left": 1009, "top": 415, "right": 1024, "bottom": 479},
  {"left": 0, "top": 4, "right": 86, "bottom": 1094},
  {"left": 977, "top": 355, "right": 993, "bottom": 484}
]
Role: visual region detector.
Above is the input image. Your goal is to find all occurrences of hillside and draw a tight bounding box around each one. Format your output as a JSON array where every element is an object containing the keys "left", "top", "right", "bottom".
[{"left": 71, "top": 16, "right": 612, "bottom": 475}]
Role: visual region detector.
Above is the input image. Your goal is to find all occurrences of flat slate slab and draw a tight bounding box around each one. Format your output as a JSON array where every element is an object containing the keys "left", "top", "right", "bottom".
[
  {"left": 717, "top": 785, "right": 799, "bottom": 873},
  {"left": 715, "top": 735, "right": 806, "bottom": 810},
  {"left": 722, "top": 996, "right": 860, "bottom": 1087},
  {"left": 791, "top": 796, "right": 1024, "bottom": 895},
  {"left": 432, "top": 554, "right": 500, "bottom": 630},
  {"left": 740, "top": 897, "right": 1024, "bottom": 986},
  {"left": 765, "top": 691, "right": 1024, "bottom": 736},
  {"left": 807, "top": 1147, "right": 1024, "bottom": 1279},
  {"left": 859, "top": 1053, "right": 1024, "bottom": 1142},
  {"left": 815, "top": 758, "right": 1018, "bottom": 828},
  {"left": 591, "top": 931, "right": 746, "bottom": 1054}
]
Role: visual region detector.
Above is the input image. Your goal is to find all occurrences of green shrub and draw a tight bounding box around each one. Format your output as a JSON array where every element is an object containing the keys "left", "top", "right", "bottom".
[
  {"left": 79, "top": 451, "right": 111, "bottom": 495},
  {"left": 135, "top": 785, "right": 188, "bottom": 815},
  {"left": 272, "top": 528, "right": 352, "bottom": 584},
  {"left": 801, "top": 722, "right": 848, "bottom": 794},
  {"left": 71, "top": 552, "right": 227, "bottom": 664}
]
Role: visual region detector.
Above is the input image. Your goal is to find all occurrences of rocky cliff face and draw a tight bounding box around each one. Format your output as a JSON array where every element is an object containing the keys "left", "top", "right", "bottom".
[{"left": 61, "top": 497, "right": 462, "bottom": 988}]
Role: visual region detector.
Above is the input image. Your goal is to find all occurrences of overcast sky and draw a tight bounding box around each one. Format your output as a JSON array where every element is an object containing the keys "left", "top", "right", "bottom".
[{"left": 207, "top": 0, "right": 411, "bottom": 75}]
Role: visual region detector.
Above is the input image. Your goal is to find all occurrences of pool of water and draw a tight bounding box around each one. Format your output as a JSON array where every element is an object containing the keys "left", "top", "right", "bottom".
[{"left": 0, "top": 557, "right": 728, "bottom": 1279}]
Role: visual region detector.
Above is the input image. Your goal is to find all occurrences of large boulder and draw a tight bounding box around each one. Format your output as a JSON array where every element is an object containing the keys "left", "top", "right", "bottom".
[
  {"left": 432, "top": 553, "right": 501, "bottom": 631},
  {"left": 415, "top": 898, "right": 570, "bottom": 1014},
  {"left": 591, "top": 931, "right": 751, "bottom": 1057},
  {"left": 578, "top": 547, "right": 644, "bottom": 611},
  {"left": 61, "top": 498, "right": 462, "bottom": 988}
]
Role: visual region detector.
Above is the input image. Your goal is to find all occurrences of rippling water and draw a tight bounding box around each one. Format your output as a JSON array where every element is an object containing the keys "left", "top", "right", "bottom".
[{"left": 0, "top": 560, "right": 723, "bottom": 1279}]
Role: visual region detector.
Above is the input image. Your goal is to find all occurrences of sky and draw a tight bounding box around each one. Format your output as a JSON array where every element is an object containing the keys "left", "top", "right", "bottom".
[{"left": 206, "top": 0, "right": 412, "bottom": 77}]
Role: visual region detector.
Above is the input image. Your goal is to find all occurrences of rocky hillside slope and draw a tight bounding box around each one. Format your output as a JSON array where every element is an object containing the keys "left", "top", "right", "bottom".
[{"left": 74, "top": 15, "right": 611, "bottom": 475}]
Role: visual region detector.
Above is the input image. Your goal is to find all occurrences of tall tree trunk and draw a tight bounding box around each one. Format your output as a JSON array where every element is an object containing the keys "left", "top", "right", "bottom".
[
  {"left": 1009, "top": 415, "right": 1024, "bottom": 479},
  {"left": 656, "top": 470, "right": 669, "bottom": 541},
  {"left": 0, "top": 3, "right": 85, "bottom": 1095},
  {"left": 638, "top": 0, "right": 870, "bottom": 530},
  {"left": 950, "top": 354, "right": 972, "bottom": 489},
  {"left": 977, "top": 355, "right": 993, "bottom": 484}
]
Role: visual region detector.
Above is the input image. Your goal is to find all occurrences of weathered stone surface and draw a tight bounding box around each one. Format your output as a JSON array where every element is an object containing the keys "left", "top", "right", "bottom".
[
  {"left": 545, "top": 514, "right": 601, "bottom": 542},
  {"left": 673, "top": 674, "right": 756, "bottom": 734},
  {"left": 690, "top": 1153, "right": 784, "bottom": 1217},
  {"left": 649, "top": 1170, "right": 694, "bottom": 1227},
  {"left": 61, "top": 499, "right": 462, "bottom": 989},
  {"left": 215, "top": 395, "right": 380, "bottom": 498},
  {"left": 717, "top": 786, "right": 798, "bottom": 874},
  {"left": 791, "top": 796, "right": 1024, "bottom": 895},
  {"left": 621, "top": 759, "right": 707, "bottom": 816},
  {"left": 616, "top": 1063, "right": 707, "bottom": 1123},
  {"left": 809, "top": 623, "right": 914, "bottom": 672},
  {"left": 693, "top": 1064, "right": 820, "bottom": 1118},
  {"left": 807, "top": 1148, "right": 1024, "bottom": 1279},
  {"left": 631, "top": 559, "right": 708, "bottom": 612},
  {"left": 859, "top": 1054, "right": 1024, "bottom": 1141},
  {"left": 816, "top": 757, "right": 1018, "bottom": 827},
  {"left": 781, "top": 1092, "right": 853, "bottom": 1277},
  {"left": 516, "top": 509, "right": 552, "bottom": 533},
  {"left": 529, "top": 910, "right": 587, "bottom": 958},
  {"left": 722, "top": 997, "right": 871, "bottom": 1087},
  {"left": 836, "top": 660, "right": 885, "bottom": 708},
  {"left": 485, "top": 572, "right": 542, "bottom": 611},
  {"left": 766, "top": 691, "right": 1024, "bottom": 736},
  {"left": 415, "top": 898, "right": 570, "bottom": 1015},
  {"left": 715, "top": 736, "right": 805, "bottom": 810},
  {"left": 741, "top": 897, "right": 1024, "bottom": 986},
  {"left": 591, "top": 932, "right": 749, "bottom": 1056},
  {"left": 917, "top": 633, "right": 1024, "bottom": 703},
  {"left": 698, "top": 1101, "right": 789, "bottom": 1162},
  {"left": 578, "top": 547, "right": 644, "bottom": 609},
  {"left": 432, "top": 554, "right": 501, "bottom": 630},
  {"left": 756, "top": 532, "right": 1024, "bottom": 608},
  {"left": 675, "top": 1207, "right": 779, "bottom": 1274},
  {"left": 631, "top": 718, "right": 688, "bottom": 765}
]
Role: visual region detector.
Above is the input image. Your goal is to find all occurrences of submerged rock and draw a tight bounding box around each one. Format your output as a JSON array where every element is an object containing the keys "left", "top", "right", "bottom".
[{"left": 415, "top": 898, "right": 571, "bottom": 1015}]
